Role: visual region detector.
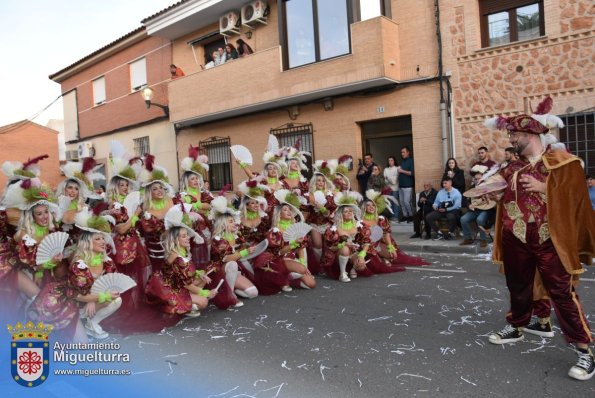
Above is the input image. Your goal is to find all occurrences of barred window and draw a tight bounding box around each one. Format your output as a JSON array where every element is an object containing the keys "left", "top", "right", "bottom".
[
  {"left": 271, "top": 123, "right": 314, "bottom": 180},
  {"left": 133, "top": 136, "right": 150, "bottom": 157},
  {"left": 559, "top": 112, "right": 594, "bottom": 177},
  {"left": 199, "top": 136, "right": 232, "bottom": 191}
]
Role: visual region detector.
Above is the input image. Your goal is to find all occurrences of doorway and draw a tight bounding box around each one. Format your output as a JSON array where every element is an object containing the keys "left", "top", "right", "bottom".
[{"left": 360, "top": 116, "right": 413, "bottom": 168}]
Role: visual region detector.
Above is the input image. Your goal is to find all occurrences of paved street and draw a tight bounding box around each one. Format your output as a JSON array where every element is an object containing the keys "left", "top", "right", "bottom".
[{"left": 112, "top": 250, "right": 595, "bottom": 397}]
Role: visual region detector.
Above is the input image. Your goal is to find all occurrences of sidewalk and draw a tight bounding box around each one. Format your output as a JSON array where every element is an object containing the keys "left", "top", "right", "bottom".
[{"left": 390, "top": 220, "right": 492, "bottom": 256}]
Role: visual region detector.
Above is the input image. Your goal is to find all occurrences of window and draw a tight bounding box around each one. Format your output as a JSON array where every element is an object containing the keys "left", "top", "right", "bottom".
[
  {"left": 559, "top": 112, "right": 595, "bottom": 177},
  {"left": 133, "top": 136, "right": 150, "bottom": 157},
  {"left": 92, "top": 77, "right": 106, "bottom": 105},
  {"left": 199, "top": 137, "right": 232, "bottom": 191},
  {"left": 130, "top": 58, "right": 147, "bottom": 91},
  {"left": 271, "top": 123, "right": 314, "bottom": 180},
  {"left": 355, "top": 0, "right": 391, "bottom": 21},
  {"left": 480, "top": 1, "right": 544, "bottom": 48},
  {"left": 281, "top": 0, "right": 351, "bottom": 69}
]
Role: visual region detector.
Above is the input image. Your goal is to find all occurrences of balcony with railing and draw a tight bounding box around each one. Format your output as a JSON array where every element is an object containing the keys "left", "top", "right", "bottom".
[{"left": 168, "top": 17, "right": 401, "bottom": 126}]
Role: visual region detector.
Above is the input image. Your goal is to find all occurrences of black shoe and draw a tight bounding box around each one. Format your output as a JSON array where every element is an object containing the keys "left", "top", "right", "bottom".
[
  {"left": 432, "top": 232, "right": 444, "bottom": 241},
  {"left": 406, "top": 217, "right": 412, "bottom": 223},
  {"left": 568, "top": 347, "right": 595, "bottom": 381},
  {"left": 410, "top": 233, "right": 421, "bottom": 239},
  {"left": 522, "top": 318, "right": 554, "bottom": 338},
  {"left": 488, "top": 324, "right": 524, "bottom": 344}
]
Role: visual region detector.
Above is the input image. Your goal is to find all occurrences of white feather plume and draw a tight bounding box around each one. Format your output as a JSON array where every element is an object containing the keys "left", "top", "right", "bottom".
[
  {"left": 267, "top": 135, "right": 280, "bottom": 153},
  {"left": 2, "top": 161, "right": 21, "bottom": 178},
  {"left": 484, "top": 117, "right": 500, "bottom": 130},
  {"left": 61, "top": 162, "right": 82, "bottom": 178},
  {"left": 210, "top": 196, "right": 230, "bottom": 214},
  {"left": 110, "top": 140, "right": 127, "bottom": 159},
  {"left": 365, "top": 189, "right": 381, "bottom": 201},
  {"left": 180, "top": 157, "right": 194, "bottom": 171}
]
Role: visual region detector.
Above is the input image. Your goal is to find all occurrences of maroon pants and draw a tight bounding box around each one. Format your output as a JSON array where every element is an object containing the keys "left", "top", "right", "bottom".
[{"left": 502, "top": 225, "right": 592, "bottom": 344}]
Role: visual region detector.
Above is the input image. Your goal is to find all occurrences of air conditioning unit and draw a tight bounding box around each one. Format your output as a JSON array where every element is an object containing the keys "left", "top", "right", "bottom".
[
  {"left": 242, "top": 1, "right": 268, "bottom": 27},
  {"left": 219, "top": 11, "right": 240, "bottom": 36},
  {"left": 78, "top": 142, "right": 94, "bottom": 158},
  {"left": 65, "top": 149, "right": 79, "bottom": 161}
]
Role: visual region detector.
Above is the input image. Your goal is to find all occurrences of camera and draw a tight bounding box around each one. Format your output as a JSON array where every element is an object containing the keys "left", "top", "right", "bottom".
[{"left": 438, "top": 201, "right": 453, "bottom": 209}]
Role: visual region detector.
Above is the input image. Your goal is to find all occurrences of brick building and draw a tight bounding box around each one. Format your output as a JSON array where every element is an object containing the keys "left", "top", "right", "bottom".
[
  {"left": 140, "top": 0, "right": 593, "bottom": 192},
  {"left": 49, "top": 27, "right": 179, "bottom": 188},
  {"left": 0, "top": 121, "right": 61, "bottom": 188}
]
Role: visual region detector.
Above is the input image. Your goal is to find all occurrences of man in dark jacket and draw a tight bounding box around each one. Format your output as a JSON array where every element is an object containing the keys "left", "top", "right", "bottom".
[
  {"left": 410, "top": 181, "right": 437, "bottom": 239},
  {"left": 356, "top": 153, "right": 376, "bottom": 196}
]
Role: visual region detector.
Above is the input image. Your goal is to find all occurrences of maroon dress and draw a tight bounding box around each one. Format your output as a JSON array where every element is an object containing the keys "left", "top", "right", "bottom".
[
  {"left": 203, "top": 237, "right": 244, "bottom": 309},
  {"left": 376, "top": 216, "right": 429, "bottom": 267},
  {"left": 28, "top": 258, "right": 117, "bottom": 342},
  {"left": 145, "top": 255, "right": 195, "bottom": 314},
  {"left": 0, "top": 209, "right": 20, "bottom": 325},
  {"left": 305, "top": 192, "right": 337, "bottom": 275},
  {"left": 176, "top": 190, "right": 213, "bottom": 267},
  {"left": 137, "top": 213, "right": 166, "bottom": 272},
  {"left": 321, "top": 223, "right": 375, "bottom": 279},
  {"left": 242, "top": 226, "right": 291, "bottom": 295}
]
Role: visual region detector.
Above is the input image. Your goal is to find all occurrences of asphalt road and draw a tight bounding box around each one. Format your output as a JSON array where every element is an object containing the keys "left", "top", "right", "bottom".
[{"left": 99, "top": 252, "right": 593, "bottom": 398}]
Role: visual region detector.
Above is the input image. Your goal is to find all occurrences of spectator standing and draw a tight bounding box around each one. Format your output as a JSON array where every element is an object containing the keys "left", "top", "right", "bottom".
[
  {"left": 367, "top": 165, "right": 387, "bottom": 191},
  {"left": 470, "top": 146, "right": 498, "bottom": 176},
  {"left": 383, "top": 156, "right": 401, "bottom": 221},
  {"left": 410, "top": 181, "right": 437, "bottom": 239},
  {"left": 442, "top": 157, "right": 465, "bottom": 194},
  {"left": 225, "top": 43, "right": 239, "bottom": 60},
  {"left": 398, "top": 146, "right": 415, "bottom": 222},
  {"left": 425, "top": 177, "right": 462, "bottom": 240},
  {"left": 236, "top": 39, "right": 254, "bottom": 57},
  {"left": 170, "top": 64, "right": 185, "bottom": 79},
  {"left": 356, "top": 153, "right": 376, "bottom": 197}
]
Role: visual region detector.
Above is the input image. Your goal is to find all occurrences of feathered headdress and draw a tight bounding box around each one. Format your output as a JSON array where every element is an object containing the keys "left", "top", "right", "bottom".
[
  {"left": 109, "top": 140, "right": 142, "bottom": 187},
  {"left": 262, "top": 135, "right": 288, "bottom": 175},
  {"left": 138, "top": 154, "right": 173, "bottom": 194},
  {"left": 59, "top": 158, "right": 105, "bottom": 200},
  {"left": 364, "top": 189, "right": 393, "bottom": 216},
  {"left": 180, "top": 145, "right": 209, "bottom": 180},
  {"left": 313, "top": 159, "right": 338, "bottom": 185},
  {"left": 208, "top": 193, "right": 239, "bottom": 222},
  {"left": 74, "top": 204, "right": 116, "bottom": 250},
  {"left": 164, "top": 204, "right": 203, "bottom": 243},
  {"left": 2, "top": 154, "right": 49, "bottom": 182},
  {"left": 285, "top": 138, "right": 311, "bottom": 172},
  {"left": 484, "top": 97, "right": 564, "bottom": 135},
  {"left": 334, "top": 190, "right": 363, "bottom": 219},
  {"left": 2, "top": 177, "right": 59, "bottom": 212},
  {"left": 238, "top": 177, "right": 269, "bottom": 207},
  {"left": 333, "top": 155, "right": 352, "bottom": 191},
  {"left": 273, "top": 189, "right": 306, "bottom": 222}
]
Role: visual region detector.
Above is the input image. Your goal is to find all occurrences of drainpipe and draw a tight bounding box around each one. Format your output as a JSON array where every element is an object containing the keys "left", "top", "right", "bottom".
[{"left": 435, "top": 0, "right": 449, "bottom": 164}]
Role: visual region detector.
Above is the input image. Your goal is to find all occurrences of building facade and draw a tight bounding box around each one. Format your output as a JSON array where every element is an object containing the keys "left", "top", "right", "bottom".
[
  {"left": 49, "top": 27, "right": 179, "bottom": 189},
  {"left": 0, "top": 121, "right": 62, "bottom": 187}
]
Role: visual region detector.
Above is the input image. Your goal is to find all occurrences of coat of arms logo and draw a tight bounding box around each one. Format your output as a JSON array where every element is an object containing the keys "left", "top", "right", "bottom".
[{"left": 7, "top": 321, "right": 53, "bottom": 387}]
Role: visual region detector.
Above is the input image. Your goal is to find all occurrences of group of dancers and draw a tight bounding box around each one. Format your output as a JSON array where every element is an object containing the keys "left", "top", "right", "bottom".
[{"left": 0, "top": 136, "right": 427, "bottom": 342}]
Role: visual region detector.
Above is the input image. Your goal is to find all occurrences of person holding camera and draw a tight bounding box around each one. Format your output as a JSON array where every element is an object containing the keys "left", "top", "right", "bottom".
[
  {"left": 425, "top": 176, "right": 462, "bottom": 240},
  {"left": 356, "top": 153, "right": 376, "bottom": 196}
]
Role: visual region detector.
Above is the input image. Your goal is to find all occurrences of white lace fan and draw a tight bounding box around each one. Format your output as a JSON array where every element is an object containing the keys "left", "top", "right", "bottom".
[
  {"left": 91, "top": 273, "right": 137, "bottom": 295},
  {"left": 283, "top": 222, "right": 313, "bottom": 242},
  {"left": 123, "top": 191, "right": 141, "bottom": 218},
  {"left": 36, "top": 232, "right": 69, "bottom": 265},
  {"left": 370, "top": 225, "right": 384, "bottom": 243},
  {"left": 313, "top": 191, "right": 327, "bottom": 206},
  {"left": 242, "top": 239, "right": 269, "bottom": 260},
  {"left": 230, "top": 145, "right": 253, "bottom": 166}
]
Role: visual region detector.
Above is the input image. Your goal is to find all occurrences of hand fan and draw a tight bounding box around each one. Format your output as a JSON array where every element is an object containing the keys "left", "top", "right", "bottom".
[
  {"left": 370, "top": 225, "right": 384, "bottom": 243},
  {"left": 35, "top": 232, "right": 69, "bottom": 265},
  {"left": 283, "top": 222, "right": 313, "bottom": 242},
  {"left": 123, "top": 191, "right": 141, "bottom": 218},
  {"left": 313, "top": 191, "right": 327, "bottom": 206},
  {"left": 91, "top": 273, "right": 137, "bottom": 295},
  {"left": 242, "top": 239, "right": 269, "bottom": 260},
  {"left": 230, "top": 145, "right": 253, "bottom": 166}
]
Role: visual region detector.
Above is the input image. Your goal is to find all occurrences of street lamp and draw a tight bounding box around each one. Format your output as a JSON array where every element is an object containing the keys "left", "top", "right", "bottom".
[{"left": 141, "top": 87, "right": 169, "bottom": 117}]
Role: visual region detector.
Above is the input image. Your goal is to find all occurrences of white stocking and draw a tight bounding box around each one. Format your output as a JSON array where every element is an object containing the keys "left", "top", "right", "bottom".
[
  {"left": 338, "top": 255, "right": 349, "bottom": 275},
  {"left": 225, "top": 261, "right": 239, "bottom": 291},
  {"left": 312, "top": 247, "right": 322, "bottom": 261}
]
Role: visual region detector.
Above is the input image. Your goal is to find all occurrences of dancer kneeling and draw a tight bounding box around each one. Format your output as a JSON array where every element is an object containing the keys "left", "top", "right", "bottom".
[
  {"left": 146, "top": 205, "right": 216, "bottom": 317},
  {"left": 29, "top": 207, "right": 121, "bottom": 342}
]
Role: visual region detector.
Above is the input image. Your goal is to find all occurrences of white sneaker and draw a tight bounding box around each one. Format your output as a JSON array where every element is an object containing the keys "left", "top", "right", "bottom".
[
  {"left": 349, "top": 269, "right": 358, "bottom": 279},
  {"left": 234, "top": 300, "right": 244, "bottom": 308},
  {"left": 339, "top": 272, "right": 351, "bottom": 283},
  {"left": 185, "top": 310, "right": 201, "bottom": 318},
  {"left": 281, "top": 285, "right": 293, "bottom": 292},
  {"left": 84, "top": 321, "right": 109, "bottom": 340}
]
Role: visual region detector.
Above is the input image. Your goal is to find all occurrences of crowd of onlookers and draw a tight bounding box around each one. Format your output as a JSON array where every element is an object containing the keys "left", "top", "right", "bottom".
[
  {"left": 356, "top": 146, "right": 528, "bottom": 248},
  {"left": 201, "top": 39, "right": 253, "bottom": 70}
]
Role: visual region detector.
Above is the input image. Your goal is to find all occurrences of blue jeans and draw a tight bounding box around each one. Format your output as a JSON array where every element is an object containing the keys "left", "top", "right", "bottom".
[
  {"left": 390, "top": 190, "right": 401, "bottom": 220},
  {"left": 399, "top": 187, "right": 414, "bottom": 217},
  {"left": 460, "top": 210, "right": 493, "bottom": 241}
]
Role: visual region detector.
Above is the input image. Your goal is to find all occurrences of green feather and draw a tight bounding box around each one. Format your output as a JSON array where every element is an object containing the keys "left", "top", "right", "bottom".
[
  {"left": 119, "top": 166, "right": 136, "bottom": 180},
  {"left": 336, "top": 165, "right": 348, "bottom": 175},
  {"left": 87, "top": 217, "right": 111, "bottom": 233},
  {"left": 14, "top": 169, "right": 35, "bottom": 178},
  {"left": 248, "top": 187, "right": 263, "bottom": 198},
  {"left": 151, "top": 170, "right": 169, "bottom": 183},
  {"left": 285, "top": 193, "right": 301, "bottom": 209}
]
